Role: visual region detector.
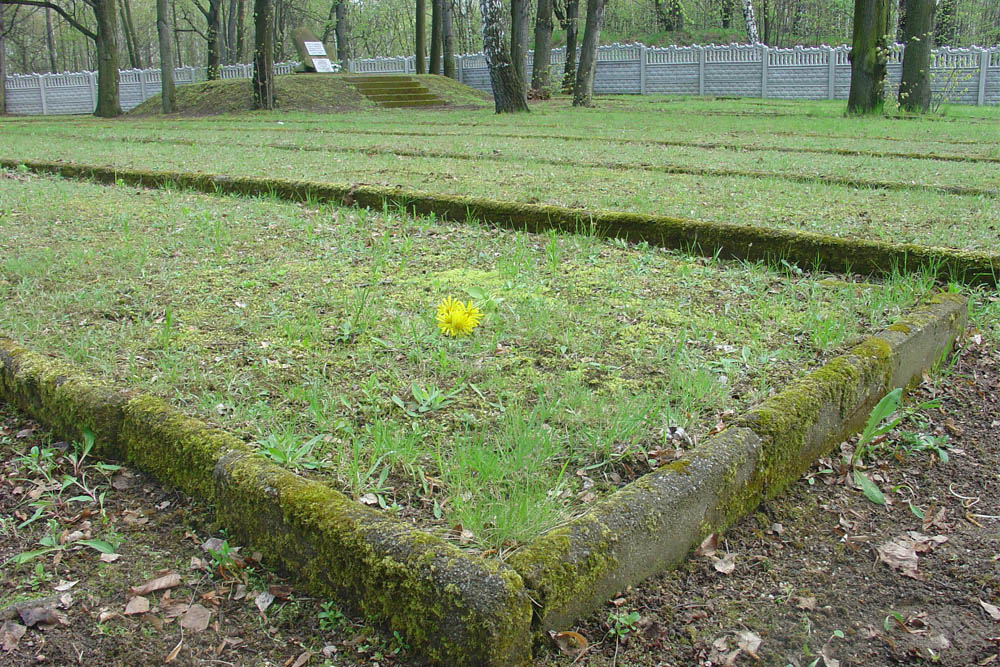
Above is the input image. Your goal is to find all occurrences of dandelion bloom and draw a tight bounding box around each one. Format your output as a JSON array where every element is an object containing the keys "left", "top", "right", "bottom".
[{"left": 436, "top": 297, "right": 483, "bottom": 337}]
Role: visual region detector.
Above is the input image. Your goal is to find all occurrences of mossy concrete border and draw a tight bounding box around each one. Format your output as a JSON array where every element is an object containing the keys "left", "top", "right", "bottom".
[
  {"left": 0, "top": 339, "right": 532, "bottom": 665},
  {"left": 3, "top": 158, "right": 997, "bottom": 286},
  {"left": 508, "top": 293, "right": 966, "bottom": 632}
]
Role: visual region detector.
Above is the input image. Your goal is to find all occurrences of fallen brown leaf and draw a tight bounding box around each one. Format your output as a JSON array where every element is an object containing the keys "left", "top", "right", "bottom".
[
  {"left": 980, "top": 600, "right": 1000, "bottom": 621},
  {"left": 164, "top": 637, "right": 183, "bottom": 663},
  {"left": 736, "top": 630, "right": 761, "bottom": 659},
  {"left": 18, "top": 606, "right": 65, "bottom": 628},
  {"left": 289, "top": 651, "right": 312, "bottom": 667},
  {"left": 255, "top": 590, "right": 275, "bottom": 615},
  {"left": 179, "top": 604, "right": 212, "bottom": 633},
  {"left": 1, "top": 621, "right": 26, "bottom": 652},
  {"left": 549, "top": 630, "right": 589, "bottom": 657},
  {"left": 876, "top": 538, "right": 922, "bottom": 580},
  {"left": 695, "top": 533, "right": 718, "bottom": 557},
  {"left": 712, "top": 552, "right": 737, "bottom": 575},
  {"left": 130, "top": 572, "right": 181, "bottom": 595},
  {"left": 794, "top": 596, "right": 817, "bottom": 611},
  {"left": 124, "top": 596, "right": 150, "bottom": 616}
]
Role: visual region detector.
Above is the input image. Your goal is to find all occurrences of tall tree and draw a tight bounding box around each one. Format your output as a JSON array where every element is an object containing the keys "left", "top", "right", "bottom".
[
  {"left": 555, "top": 0, "right": 579, "bottom": 92},
  {"left": 430, "top": 0, "right": 442, "bottom": 73},
  {"left": 847, "top": 0, "right": 889, "bottom": 114},
  {"left": 1, "top": 0, "right": 122, "bottom": 115},
  {"left": 720, "top": 0, "right": 733, "bottom": 29},
  {"left": 510, "top": 0, "right": 529, "bottom": 85},
  {"left": 120, "top": 0, "right": 142, "bottom": 68},
  {"left": 898, "top": 0, "right": 934, "bottom": 111},
  {"left": 45, "top": 8, "right": 58, "bottom": 71},
  {"left": 442, "top": 0, "right": 455, "bottom": 78},
  {"left": 194, "top": 0, "right": 222, "bottom": 78},
  {"left": 252, "top": 0, "right": 273, "bottom": 108},
  {"left": 654, "top": 0, "right": 682, "bottom": 31},
  {"left": 0, "top": 6, "right": 6, "bottom": 113},
  {"left": 895, "top": 0, "right": 906, "bottom": 41},
  {"left": 742, "top": 0, "right": 759, "bottom": 43},
  {"left": 530, "top": 0, "right": 554, "bottom": 95},
  {"left": 479, "top": 0, "right": 528, "bottom": 112},
  {"left": 415, "top": 0, "right": 426, "bottom": 73},
  {"left": 157, "top": 0, "right": 176, "bottom": 112},
  {"left": 934, "top": 0, "right": 956, "bottom": 45},
  {"left": 572, "top": 0, "right": 605, "bottom": 107}
]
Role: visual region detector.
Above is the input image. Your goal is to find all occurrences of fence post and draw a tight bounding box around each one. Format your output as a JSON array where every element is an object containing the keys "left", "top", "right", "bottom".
[
  {"left": 456, "top": 55, "right": 464, "bottom": 84},
  {"left": 404, "top": 57, "right": 411, "bottom": 74},
  {"left": 698, "top": 46, "right": 705, "bottom": 95},
  {"left": 978, "top": 47, "right": 989, "bottom": 106},
  {"left": 139, "top": 69, "right": 147, "bottom": 101},
  {"left": 826, "top": 45, "right": 835, "bottom": 99},
  {"left": 38, "top": 74, "right": 47, "bottom": 115},
  {"left": 761, "top": 45, "right": 769, "bottom": 98},
  {"left": 639, "top": 45, "right": 647, "bottom": 95}
]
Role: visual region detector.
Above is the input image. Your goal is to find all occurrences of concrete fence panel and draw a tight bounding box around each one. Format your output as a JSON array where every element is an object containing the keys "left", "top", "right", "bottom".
[{"left": 5, "top": 44, "right": 999, "bottom": 114}]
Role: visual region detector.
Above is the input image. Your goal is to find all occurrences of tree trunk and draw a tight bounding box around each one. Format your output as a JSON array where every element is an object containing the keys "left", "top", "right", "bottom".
[
  {"left": 430, "top": 0, "right": 442, "bottom": 74},
  {"left": 561, "top": 0, "right": 579, "bottom": 93},
  {"left": 572, "top": 0, "right": 605, "bottom": 107},
  {"left": 720, "top": 0, "right": 733, "bottom": 29},
  {"left": 121, "top": 0, "right": 142, "bottom": 68},
  {"left": 45, "top": 8, "right": 58, "bottom": 72},
  {"left": 442, "top": 0, "right": 455, "bottom": 78},
  {"left": 416, "top": 0, "right": 426, "bottom": 73},
  {"left": 158, "top": 0, "right": 177, "bottom": 112},
  {"left": 742, "top": 0, "right": 759, "bottom": 43},
  {"left": 253, "top": 0, "right": 274, "bottom": 109},
  {"left": 335, "top": 0, "right": 348, "bottom": 64},
  {"left": 510, "top": 0, "right": 529, "bottom": 86},
  {"left": 847, "top": 0, "right": 889, "bottom": 114},
  {"left": 226, "top": 0, "right": 238, "bottom": 62},
  {"left": 207, "top": 0, "right": 222, "bottom": 78},
  {"left": 0, "top": 7, "right": 6, "bottom": 114},
  {"left": 94, "top": 0, "right": 123, "bottom": 117},
  {"left": 236, "top": 0, "right": 246, "bottom": 61},
  {"left": 934, "top": 0, "right": 956, "bottom": 46},
  {"left": 480, "top": 0, "right": 529, "bottom": 112},
  {"left": 531, "top": 0, "right": 554, "bottom": 94},
  {"left": 898, "top": 0, "right": 934, "bottom": 112},
  {"left": 173, "top": 0, "right": 184, "bottom": 66}
]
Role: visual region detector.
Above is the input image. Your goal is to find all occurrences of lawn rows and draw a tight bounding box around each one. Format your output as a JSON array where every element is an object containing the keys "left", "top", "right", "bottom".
[{"left": 3, "top": 130, "right": 996, "bottom": 251}]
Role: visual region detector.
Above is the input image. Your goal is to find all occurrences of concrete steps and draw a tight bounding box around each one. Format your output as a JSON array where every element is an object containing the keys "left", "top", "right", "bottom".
[{"left": 343, "top": 75, "right": 446, "bottom": 108}]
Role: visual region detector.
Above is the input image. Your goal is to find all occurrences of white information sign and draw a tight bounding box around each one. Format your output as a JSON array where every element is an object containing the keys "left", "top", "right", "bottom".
[
  {"left": 304, "top": 41, "right": 327, "bottom": 57},
  {"left": 312, "top": 58, "right": 335, "bottom": 73}
]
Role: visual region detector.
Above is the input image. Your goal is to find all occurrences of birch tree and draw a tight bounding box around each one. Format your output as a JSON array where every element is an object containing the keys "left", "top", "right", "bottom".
[
  {"left": 479, "top": 0, "right": 528, "bottom": 112},
  {"left": 742, "top": 0, "right": 759, "bottom": 43}
]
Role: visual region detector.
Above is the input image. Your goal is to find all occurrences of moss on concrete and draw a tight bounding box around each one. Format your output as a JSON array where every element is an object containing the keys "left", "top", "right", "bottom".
[{"left": 214, "top": 451, "right": 532, "bottom": 665}]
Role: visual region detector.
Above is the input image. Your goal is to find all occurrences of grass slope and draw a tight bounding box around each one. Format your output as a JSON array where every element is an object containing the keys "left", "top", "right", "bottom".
[{"left": 128, "top": 73, "right": 490, "bottom": 117}]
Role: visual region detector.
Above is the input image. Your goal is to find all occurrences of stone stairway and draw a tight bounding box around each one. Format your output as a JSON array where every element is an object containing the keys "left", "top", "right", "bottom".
[{"left": 344, "top": 75, "right": 446, "bottom": 108}]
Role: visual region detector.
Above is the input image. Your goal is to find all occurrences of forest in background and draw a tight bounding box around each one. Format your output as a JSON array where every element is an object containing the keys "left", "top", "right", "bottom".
[{"left": 2, "top": 0, "right": 998, "bottom": 76}]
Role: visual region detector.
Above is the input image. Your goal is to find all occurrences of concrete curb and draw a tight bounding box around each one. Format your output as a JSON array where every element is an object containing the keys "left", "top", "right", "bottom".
[
  {"left": 0, "top": 340, "right": 532, "bottom": 665},
  {"left": 3, "top": 158, "right": 998, "bottom": 286},
  {"left": 508, "top": 293, "right": 967, "bottom": 632}
]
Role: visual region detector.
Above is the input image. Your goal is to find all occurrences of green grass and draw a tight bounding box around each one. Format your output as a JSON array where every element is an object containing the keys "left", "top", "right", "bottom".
[
  {"left": 2, "top": 96, "right": 997, "bottom": 251},
  {"left": 0, "top": 170, "right": 953, "bottom": 551}
]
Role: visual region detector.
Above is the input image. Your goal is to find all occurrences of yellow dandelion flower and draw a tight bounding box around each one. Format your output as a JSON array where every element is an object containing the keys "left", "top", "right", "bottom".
[{"left": 436, "top": 297, "right": 483, "bottom": 337}]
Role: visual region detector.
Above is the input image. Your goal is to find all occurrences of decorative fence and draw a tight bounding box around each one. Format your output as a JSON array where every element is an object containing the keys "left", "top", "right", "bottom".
[
  {"left": 4, "top": 43, "right": 998, "bottom": 114},
  {"left": 3, "top": 61, "right": 301, "bottom": 115},
  {"left": 353, "top": 42, "right": 999, "bottom": 106}
]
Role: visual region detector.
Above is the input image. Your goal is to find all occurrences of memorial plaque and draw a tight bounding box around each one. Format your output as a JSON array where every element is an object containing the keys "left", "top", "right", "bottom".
[
  {"left": 304, "top": 41, "right": 327, "bottom": 57},
  {"left": 291, "top": 28, "right": 335, "bottom": 73},
  {"left": 312, "top": 58, "right": 335, "bottom": 73}
]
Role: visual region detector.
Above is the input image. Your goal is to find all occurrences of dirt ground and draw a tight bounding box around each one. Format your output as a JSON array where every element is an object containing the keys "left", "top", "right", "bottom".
[{"left": 2, "top": 335, "right": 998, "bottom": 666}]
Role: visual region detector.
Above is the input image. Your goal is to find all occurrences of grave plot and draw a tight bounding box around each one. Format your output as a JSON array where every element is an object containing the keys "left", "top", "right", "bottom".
[
  {"left": 0, "top": 173, "right": 941, "bottom": 551},
  {"left": 1, "top": 97, "right": 997, "bottom": 252}
]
